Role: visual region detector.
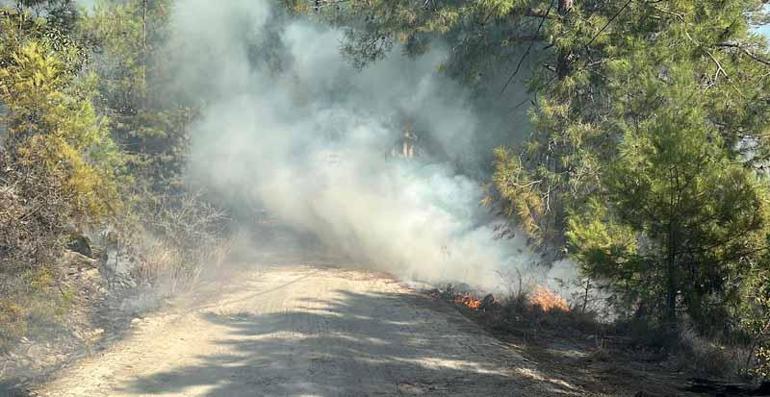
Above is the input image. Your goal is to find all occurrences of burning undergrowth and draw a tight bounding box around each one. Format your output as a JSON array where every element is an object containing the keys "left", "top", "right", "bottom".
[
  {"left": 429, "top": 283, "right": 569, "bottom": 314},
  {"left": 528, "top": 286, "right": 570, "bottom": 313},
  {"left": 429, "top": 285, "right": 494, "bottom": 311},
  {"left": 426, "top": 282, "right": 600, "bottom": 343}
]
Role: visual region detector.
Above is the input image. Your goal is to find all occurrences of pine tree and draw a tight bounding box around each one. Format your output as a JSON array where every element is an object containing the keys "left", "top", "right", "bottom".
[
  {"left": 567, "top": 66, "right": 770, "bottom": 327},
  {"left": 80, "top": 0, "right": 192, "bottom": 193}
]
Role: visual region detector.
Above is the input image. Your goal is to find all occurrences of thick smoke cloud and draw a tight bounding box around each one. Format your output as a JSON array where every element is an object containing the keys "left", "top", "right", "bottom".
[{"left": 169, "top": 0, "right": 567, "bottom": 292}]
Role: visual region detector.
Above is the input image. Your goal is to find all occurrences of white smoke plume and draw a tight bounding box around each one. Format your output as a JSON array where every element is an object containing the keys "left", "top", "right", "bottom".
[{"left": 169, "top": 0, "right": 562, "bottom": 292}]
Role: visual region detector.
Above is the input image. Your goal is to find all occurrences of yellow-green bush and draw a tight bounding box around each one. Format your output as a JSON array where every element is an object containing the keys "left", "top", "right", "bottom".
[
  {"left": 0, "top": 8, "right": 122, "bottom": 349},
  {"left": 1, "top": 37, "right": 122, "bottom": 220}
]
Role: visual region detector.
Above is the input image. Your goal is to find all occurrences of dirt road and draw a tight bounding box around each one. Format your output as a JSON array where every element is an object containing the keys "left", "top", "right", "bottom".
[{"left": 34, "top": 264, "right": 582, "bottom": 396}]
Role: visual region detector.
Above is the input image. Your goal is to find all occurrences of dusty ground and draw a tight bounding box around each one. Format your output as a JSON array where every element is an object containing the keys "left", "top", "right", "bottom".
[{"left": 32, "top": 262, "right": 592, "bottom": 396}]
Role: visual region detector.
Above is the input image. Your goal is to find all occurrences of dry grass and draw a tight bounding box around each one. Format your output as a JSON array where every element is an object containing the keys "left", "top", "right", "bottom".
[
  {"left": 133, "top": 234, "right": 231, "bottom": 293},
  {"left": 673, "top": 327, "right": 758, "bottom": 379},
  {"left": 676, "top": 327, "right": 732, "bottom": 375},
  {"left": 130, "top": 191, "right": 231, "bottom": 292},
  {"left": 0, "top": 143, "right": 231, "bottom": 351},
  {"left": 0, "top": 151, "right": 74, "bottom": 352},
  {"left": 0, "top": 299, "right": 26, "bottom": 352}
]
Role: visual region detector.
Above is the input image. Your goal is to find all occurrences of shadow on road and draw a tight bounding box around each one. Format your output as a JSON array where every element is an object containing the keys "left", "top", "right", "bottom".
[{"left": 116, "top": 289, "right": 576, "bottom": 396}]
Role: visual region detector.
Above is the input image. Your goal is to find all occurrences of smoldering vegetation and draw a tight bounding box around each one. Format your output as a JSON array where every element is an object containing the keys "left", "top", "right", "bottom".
[{"left": 169, "top": 0, "right": 574, "bottom": 294}]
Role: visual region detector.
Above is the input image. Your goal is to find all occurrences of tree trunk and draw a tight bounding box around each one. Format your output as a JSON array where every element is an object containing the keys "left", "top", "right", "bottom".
[
  {"left": 665, "top": 260, "right": 677, "bottom": 322},
  {"left": 556, "top": 0, "right": 573, "bottom": 79},
  {"left": 141, "top": 0, "right": 148, "bottom": 105},
  {"left": 665, "top": 219, "right": 678, "bottom": 324}
]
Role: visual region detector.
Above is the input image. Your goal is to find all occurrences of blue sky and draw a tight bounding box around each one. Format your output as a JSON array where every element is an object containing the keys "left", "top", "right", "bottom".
[{"left": 757, "top": 4, "right": 770, "bottom": 38}]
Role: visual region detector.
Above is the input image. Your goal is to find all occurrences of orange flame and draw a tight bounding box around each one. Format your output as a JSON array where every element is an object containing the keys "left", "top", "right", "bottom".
[
  {"left": 529, "top": 286, "right": 569, "bottom": 312},
  {"left": 454, "top": 294, "right": 482, "bottom": 310}
]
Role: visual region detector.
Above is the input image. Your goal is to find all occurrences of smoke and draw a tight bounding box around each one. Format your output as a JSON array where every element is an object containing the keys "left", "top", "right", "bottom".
[{"left": 169, "top": 0, "right": 557, "bottom": 292}]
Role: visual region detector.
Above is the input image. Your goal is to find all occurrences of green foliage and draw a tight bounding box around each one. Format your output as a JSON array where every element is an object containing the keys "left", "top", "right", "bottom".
[
  {"left": 21, "top": 1, "right": 79, "bottom": 27},
  {"left": 318, "top": 0, "right": 548, "bottom": 80},
  {"left": 490, "top": 147, "right": 546, "bottom": 242},
  {"left": 81, "top": 0, "right": 192, "bottom": 192},
  {"left": 568, "top": 72, "right": 770, "bottom": 327},
  {"left": 1, "top": 7, "right": 122, "bottom": 224},
  {"left": 0, "top": 5, "right": 121, "bottom": 350},
  {"left": 0, "top": 0, "right": 224, "bottom": 356},
  {"left": 536, "top": 0, "right": 770, "bottom": 334},
  {"left": 741, "top": 258, "right": 770, "bottom": 377}
]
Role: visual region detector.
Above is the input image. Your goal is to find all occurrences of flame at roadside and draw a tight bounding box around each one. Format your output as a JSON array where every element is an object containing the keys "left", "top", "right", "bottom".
[{"left": 529, "top": 287, "right": 570, "bottom": 313}]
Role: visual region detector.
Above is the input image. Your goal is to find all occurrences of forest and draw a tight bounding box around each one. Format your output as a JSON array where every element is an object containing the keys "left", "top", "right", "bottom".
[{"left": 3, "top": 0, "right": 770, "bottom": 394}]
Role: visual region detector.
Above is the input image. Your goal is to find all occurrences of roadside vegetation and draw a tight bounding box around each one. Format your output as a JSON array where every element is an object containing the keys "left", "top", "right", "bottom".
[{"left": 0, "top": 0, "right": 227, "bottom": 362}]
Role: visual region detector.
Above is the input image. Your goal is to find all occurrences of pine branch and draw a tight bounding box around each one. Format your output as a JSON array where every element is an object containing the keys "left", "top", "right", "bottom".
[
  {"left": 523, "top": 8, "right": 558, "bottom": 19},
  {"left": 501, "top": 2, "right": 553, "bottom": 94},
  {"left": 716, "top": 42, "right": 770, "bottom": 67}
]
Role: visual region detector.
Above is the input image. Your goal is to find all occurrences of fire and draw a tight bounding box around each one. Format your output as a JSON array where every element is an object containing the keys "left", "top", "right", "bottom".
[
  {"left": 529, "top": 286, "right": 569, "bottom": 312},
  {"left": 453, "top": 294, "right": 482, "bottom": 310}
]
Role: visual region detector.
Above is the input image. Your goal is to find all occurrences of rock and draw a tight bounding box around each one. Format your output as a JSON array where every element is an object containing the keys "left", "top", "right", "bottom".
[
  {"left": 67, "top": 235, "right": 93, "bottom": 258},
  {"left": 480, "top": 294, "right": 497, "bottom": 311}
]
